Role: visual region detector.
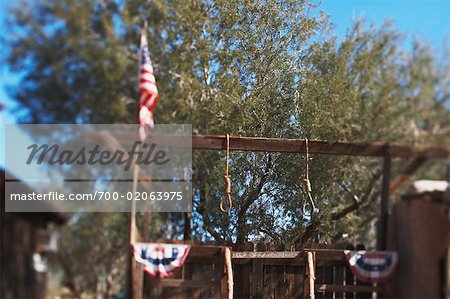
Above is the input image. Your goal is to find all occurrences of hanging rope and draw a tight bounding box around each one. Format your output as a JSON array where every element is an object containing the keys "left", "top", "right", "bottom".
[
  {"left": 220, "top": 134, "right": 233, "bottom": 213},
  {"left": 303, "top": 138, "right": 316, "bottom": 217}
]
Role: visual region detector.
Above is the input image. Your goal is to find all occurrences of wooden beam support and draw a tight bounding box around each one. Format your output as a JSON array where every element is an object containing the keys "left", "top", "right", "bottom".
[
  {"left": 192, "top": 134, "right": 449, "bottom": 159},
  {"left": 224, "top": 247, "right": 233, "bottom": 299},
  {"left": 377, "top": 145, "right": 391, "bottom": 250},
  {"left": 389, "top": 155, "right": 427, "bottom": 194},
  {"left": 306, "top": 251, "right": 315, "bottom": 299},
  {"left": 105, "top": 131, "right": 450, "bottom": 158}
]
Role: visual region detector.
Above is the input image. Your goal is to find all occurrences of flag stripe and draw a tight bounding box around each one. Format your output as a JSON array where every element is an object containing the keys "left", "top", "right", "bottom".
[{"left": 138, "top": 33, "right": 159, "bottom": 139}]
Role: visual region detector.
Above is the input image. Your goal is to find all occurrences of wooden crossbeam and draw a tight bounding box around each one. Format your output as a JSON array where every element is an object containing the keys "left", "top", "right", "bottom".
[
  {"left": 106, "top": 131, "right": 450, "bottom": 159},
  {"left": 232, "top": 249, "right": 345, "bottom": 261},
  {"left": 192, "top": 135, "right": 450, "bottom": 159},
  {"left": 232, "top": 251, "right": 301, "bottom": 259},
  {"left": 151, "top": 279, "right": 217, "bottom": 288}
]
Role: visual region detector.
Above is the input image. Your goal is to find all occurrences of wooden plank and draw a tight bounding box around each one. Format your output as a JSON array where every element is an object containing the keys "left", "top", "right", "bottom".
[
  {"left": 131, "top": 252, "right": 143, "bottom": 299},
  {"left": 447, "top": 248, "right": 450, "bottom": 299},
  {"left": 232, "top": 258, "right": 252, "bottom": 265},
  {"left": 93, "top": 131, "right": 449, "bottom": 159},
  {"left": 234, "top": 264, "right": 252, "bottom": 299},
  {"left": 186, "top": 256, "right": 223, "bottom": 264},
  {"left": 251, "top": 259, "right": 264, "bottom": 298},
  {"left": 232, "top": 249, "right": 345, "bottom": 263},
  {"left": 233, "top": 251, "right": 301, "bottom": 259},
  {"left": 189, "top": 245, "right": 224, "bottom": 257},
  {"left": 263, "top": 265, "right": 278, "bottom": 298},
  {"left": 306, "top": 249, "right": 345, "bottom": 261},
  {"left": 315, "top": 284, "right": 380, "bottom": 293},
  {"left": 320, "top": 265, "right": 334, "bottom": 298},
  {"left": 285, "top": 266, "right": 296, "bottom": 298},
  {"left": 391, "top": 200, "right": 448, "bottom": 298},
  {"left": 192, "top": 135, "right": 450, "bottom": 159},
  {"left": 334, "top": 265, "right": 344, "bottom": 299},
  {"left": 234, "top": 259, "right": 305, "bottom": 266},
  {"left": 154, "top": 279, "right": 216, "bottom": 288},
  {"left": 220, "top": 266, "right": 227, "bottom": 299}
]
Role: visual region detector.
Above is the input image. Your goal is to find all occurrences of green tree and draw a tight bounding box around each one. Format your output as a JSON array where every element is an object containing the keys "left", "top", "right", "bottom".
[{"left": 56, "top": 213, "right": 128, "bottom": 298}]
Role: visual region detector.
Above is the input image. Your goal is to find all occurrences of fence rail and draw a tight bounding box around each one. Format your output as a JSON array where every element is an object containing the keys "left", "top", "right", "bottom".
[{"left": 144, "top": 247, "right": 381, "bottom": 299}]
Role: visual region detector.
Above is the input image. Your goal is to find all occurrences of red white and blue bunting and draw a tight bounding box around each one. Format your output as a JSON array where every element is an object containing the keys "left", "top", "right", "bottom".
[
  {"left": 133, "top": 243, "right": 191, "bottom": 278},
  {"left": 344, "top": 250, "right": 398, "bottom": 284}
]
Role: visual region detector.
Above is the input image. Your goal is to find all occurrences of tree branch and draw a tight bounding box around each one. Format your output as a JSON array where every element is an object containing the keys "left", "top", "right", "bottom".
[
  {"left": 197, "top": 186, "right": 227, "bottom": 243},
  {"left": 236, "top": 154, "right": 272, "bottom": 244},
  {"left": 331, "top": 171, "right": 382, "bottom": 220}
]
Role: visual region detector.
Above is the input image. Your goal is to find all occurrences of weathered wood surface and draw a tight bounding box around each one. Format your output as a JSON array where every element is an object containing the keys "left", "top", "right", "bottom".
[
  {"left": 306, "top": 252, "right": 315, "bottom": 299},
  {"left": 232, "top": 249, "right": 345, "bottom": 261},
  {"left": 386, "top": 199, "right": 448, "bottom": 298},
  {"left": 1, "top": 170, "right": 65, "bottom": 299},
  {"left": 109, "top": 131, "right": 449, "bottom": 158},
  {"left": 232, "top": 251, "right": 302, "bottom": 259},
  {"left": 224, "top": 247, "right": 233, "bottom": 299},
  {"left": 144, "top": 245, "right": 226, "bottom": 299},
  {"left": 192, "top": 134, "right": 450, "bottom": 159},
  {"left": 315, "top": 284, "right": 381, "bottom": 293},
  {"left": 145, "top": 247, "right": 380, "bottom": 299}
]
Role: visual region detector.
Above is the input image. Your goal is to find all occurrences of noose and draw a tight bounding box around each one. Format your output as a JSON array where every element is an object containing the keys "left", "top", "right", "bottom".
[
  {"left": 302, "top": 138, "right": 316, "bottom": 217},
  {"left": 220, "top": 134, "right": 233, "bottom": 213}
]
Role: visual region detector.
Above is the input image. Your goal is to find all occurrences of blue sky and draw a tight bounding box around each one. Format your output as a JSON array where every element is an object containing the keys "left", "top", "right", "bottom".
[
  {"left": 321, "top": 0, "right": 449, "bottom": 46},
  {"left": 0, "top": 0, "right": 449, "bottom": 169}
]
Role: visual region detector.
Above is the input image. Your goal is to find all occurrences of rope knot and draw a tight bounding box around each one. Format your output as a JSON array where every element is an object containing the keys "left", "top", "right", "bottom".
[
  {"left": 220, "top": 134, "right": 233, "bottom": 213},
  {"left": 303, "top": 179, "right": 312, "bottom": 193},
  {"left": 224, "top": 175, "right": 231, "bottom": 194}
]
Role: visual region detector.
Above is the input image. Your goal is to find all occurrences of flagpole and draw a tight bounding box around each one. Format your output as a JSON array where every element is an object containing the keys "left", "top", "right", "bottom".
[
  {"left": 130, "top": 160, "right": 143, "bottom": 299},
  {"left": 140, "top": 19, "right": 152, "bottom": 241},
  {"left": 130, "top": 163, "right": 138, "bottom": 245},
  {"left": 133, "top": 20, "right": 149, "bottom": 245}
]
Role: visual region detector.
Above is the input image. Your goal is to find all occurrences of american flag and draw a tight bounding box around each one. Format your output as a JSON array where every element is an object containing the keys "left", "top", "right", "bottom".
[{"left": 139, "top": 33, "right": 158, "bottom": 140}]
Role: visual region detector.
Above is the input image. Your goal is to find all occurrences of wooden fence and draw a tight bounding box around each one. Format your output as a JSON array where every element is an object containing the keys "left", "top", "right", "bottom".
[{"left": 144, "top": 246, "right": 380, "bottom": 299}]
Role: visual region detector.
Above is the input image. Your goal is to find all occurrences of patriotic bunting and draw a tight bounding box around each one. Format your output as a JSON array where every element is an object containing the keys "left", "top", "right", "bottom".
[
  {"left": 133, "top": 243, "right": 191, "bottom": 278},
  {"left": 344, "top": 250, "right": 398, "bottom": 284}
]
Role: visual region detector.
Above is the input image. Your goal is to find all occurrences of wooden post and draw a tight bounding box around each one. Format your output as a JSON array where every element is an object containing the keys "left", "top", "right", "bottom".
[
  {"left": 141, "top": 170, "right": 152, "bottom": 239},
  {"left": 224, "top": 247, "right": 233, "bottom": 299},
  {"left": 128, "top": 164, "right": 143, "bottom": 299},
  {"left": 307, "top": 251, "right": 315, "bottom": 299},
  {"left": 130, "top": 165, "right": 138, "bottom": 245},
  {"left": 251, "top": 244, "right": 265, "bottom": 298},
  {"left": 378, "top": 145, "right": 391, "bottom": 250}
]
